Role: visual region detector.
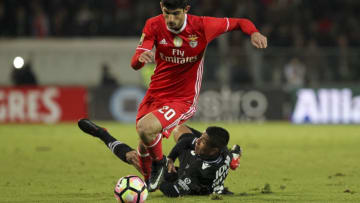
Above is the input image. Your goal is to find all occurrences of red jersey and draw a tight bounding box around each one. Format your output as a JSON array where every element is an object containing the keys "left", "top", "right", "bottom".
[{"left": 131, "top": 14, "right": 258, "bottom": 108}]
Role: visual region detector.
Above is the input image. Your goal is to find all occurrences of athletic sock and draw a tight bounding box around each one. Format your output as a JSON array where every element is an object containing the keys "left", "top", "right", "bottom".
[
  {"left": 145, "top": 133, "right": 163, "bottom": 161},
  {"left": 96, "top": 128, "right": 117, "bottom": 144},
  {"left": 137, "top": 148, "right": 152, "bottom": 182},
  {"left": 108, "top": 140, "right": 133, "bottom": 164},
  {"left": 97, "top": 129, "right": 134, "bottom": 163}
]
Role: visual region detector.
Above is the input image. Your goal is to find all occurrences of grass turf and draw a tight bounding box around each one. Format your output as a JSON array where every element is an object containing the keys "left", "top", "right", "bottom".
[{"left": 0, "top": 122, "right": 360, "bottom": 202}]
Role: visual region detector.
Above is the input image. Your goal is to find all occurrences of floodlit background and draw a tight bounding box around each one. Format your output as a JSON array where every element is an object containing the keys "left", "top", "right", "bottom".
[
  {"left": 1, "top": 1, "right": 360, "bottom": 202},
  {"left": 1, "top": 0, "right": 360, "bottom": 123}
]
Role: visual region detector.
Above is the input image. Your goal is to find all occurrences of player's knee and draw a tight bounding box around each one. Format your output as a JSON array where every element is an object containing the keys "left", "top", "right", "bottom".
[
  {"left": 136, "top": 121, "right": 149, "bottom": 137},
  {"left": 136, "top": 120, "right": 159, "bottom": 143}
]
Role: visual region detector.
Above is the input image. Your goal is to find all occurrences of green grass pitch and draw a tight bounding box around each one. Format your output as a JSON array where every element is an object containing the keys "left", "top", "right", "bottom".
[{"left": 1, "top": 122, "right": 360, "bottom": 202}]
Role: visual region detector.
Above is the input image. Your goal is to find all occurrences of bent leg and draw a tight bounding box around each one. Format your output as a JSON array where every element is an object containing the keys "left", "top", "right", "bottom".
[
  {"left": 78, "top": 119, "right": 142, "bottom": 174},
  {"left": 172, "top": 125, "right": 193, "bottom": 143},
  {"left": 136, "top": 101, "right": 194, "bottom": 191},
  {"left": 136, "top": 112, "right": 163, "bottom": 145},
  {"left": 136, "top": 112, "right": 163, "bottom": 161},
  {"left": 137, "top": 141, "right": 152, "bottom": 181}
]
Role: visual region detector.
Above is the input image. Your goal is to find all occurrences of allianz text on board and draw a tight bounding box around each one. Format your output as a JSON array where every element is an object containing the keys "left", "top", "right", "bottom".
[{"left": 292, "top": 88, "right": 360, "bottom": 124}]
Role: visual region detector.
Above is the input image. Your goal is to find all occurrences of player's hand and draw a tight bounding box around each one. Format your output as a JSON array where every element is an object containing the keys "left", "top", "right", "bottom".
[
  {"left": 250, "top": 32, "right": 267, "bottom": 49},
  {"left": 126, "top": 150, "right": 142, "bottom": 173},
  {"left": 138, "top": 51, "right": 154, "bottom": 64},
  {"left": 167, "top": 158, "right": 177, "bottom": 173}
]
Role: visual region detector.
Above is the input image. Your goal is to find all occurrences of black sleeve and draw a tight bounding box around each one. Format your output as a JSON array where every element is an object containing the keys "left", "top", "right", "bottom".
[
  {"left": 168, "top": 134, "right": 196, "bottom": 161},
  {"left": 159, "top": 181, "right": 181, "bottom": 197},
  {"left": 160, "top": 166, "right": 202, "bottom": 197}
]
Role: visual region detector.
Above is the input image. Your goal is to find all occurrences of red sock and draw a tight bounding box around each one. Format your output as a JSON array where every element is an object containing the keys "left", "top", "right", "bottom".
[
  {"left": 145, "top": 133, "right": 163, "bottom": 161},
  {"left": 137, "top": 147, "right": 152, "bottom": 181}
]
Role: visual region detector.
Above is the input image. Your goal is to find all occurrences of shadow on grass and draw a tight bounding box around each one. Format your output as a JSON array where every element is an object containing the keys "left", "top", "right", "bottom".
[{"left": 234, "top": 191, "right": 274, "bottom": 197}]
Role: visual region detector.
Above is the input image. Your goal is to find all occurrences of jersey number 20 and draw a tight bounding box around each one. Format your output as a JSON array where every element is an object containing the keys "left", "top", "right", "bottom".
[{"left": 158, "top": 106, "right": 176, "bottom": 121}]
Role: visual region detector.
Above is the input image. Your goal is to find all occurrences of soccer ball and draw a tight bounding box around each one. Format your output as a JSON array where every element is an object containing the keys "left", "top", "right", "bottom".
[{"left": 114, "top": 175, "right": 148, "bottom": 203}]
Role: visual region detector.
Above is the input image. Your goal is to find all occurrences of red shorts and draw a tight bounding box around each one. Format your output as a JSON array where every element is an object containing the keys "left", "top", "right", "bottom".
[{"left": 136, "top": 95, "right": 195, "bottom": 138}]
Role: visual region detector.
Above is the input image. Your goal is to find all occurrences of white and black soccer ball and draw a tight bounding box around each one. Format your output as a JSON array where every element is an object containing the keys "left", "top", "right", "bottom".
[{"left": 114, "top": 175, "right": 148, "bottom": 203}]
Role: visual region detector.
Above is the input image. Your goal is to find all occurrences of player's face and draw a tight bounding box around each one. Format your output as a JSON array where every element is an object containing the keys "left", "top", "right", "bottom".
[
  {"left": 195, "top": 132, "right": 213, "bottom": 156},
  {"left": 160, "top": 4, "right": 190, "bottom": 31}
]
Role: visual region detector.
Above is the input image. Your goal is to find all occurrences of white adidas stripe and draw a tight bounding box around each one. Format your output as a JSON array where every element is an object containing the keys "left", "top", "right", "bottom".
[
  {"left": 136, "top": 47, "right": 151, "bottom": 52},
  {"left": 163, "top": 58, "right": 204, "bottom": 132},
  {"left": 225, "top": 18, "right": 230, "bottom": 32},
  {"left": 108, "top": 141, "right": 123, "bottom": 153}
]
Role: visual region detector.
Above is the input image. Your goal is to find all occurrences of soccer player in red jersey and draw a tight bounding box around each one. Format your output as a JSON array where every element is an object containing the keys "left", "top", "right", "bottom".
[{"left": 131, "top": 0, "right": 267, "bottom": 191}]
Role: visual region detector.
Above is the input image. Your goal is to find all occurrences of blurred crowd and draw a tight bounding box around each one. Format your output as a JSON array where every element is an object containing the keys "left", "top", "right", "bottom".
[
  {"left": 1, "top": 0, "right": 360, "bottom": 86},
  {"left": 1, "top": 0, "right": 360, "bottom": 47}
]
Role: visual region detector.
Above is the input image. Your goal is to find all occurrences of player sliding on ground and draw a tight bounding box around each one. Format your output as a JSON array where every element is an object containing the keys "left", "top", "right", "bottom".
[
  {"left": 78, "top": 119, "right": 242, "bottom": 197},
  {"left": 131, "top": 0, "right": 267, "bottom": 192}
]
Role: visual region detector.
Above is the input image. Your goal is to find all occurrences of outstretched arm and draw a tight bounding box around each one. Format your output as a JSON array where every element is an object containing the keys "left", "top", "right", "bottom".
[
  {"left": 167, "top": 135, "right": 196, "bottom": 161},
  {"left": 250, "top": 32, "right": 267, "bottom": 49},
  {"left": 229, "top": 18, "right": 267, "bottom": 48},
  {"left": 203, "top": 17, "right": 267, "bottom": 49},
  {"left": 167, "top": 133, "right": 198, "bottom": 173}
]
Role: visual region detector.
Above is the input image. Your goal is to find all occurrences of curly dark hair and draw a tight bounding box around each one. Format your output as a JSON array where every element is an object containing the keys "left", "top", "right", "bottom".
[{"left": 161, "top": 0, "right": 190, "bottom": 9}]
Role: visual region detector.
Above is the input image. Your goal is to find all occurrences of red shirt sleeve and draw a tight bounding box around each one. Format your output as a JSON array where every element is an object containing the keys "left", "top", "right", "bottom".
[
  {"left": 202, "top": 17, "right": 259, "bottom": 43},
  {"left": 130, "top": 19, "right": 156, "bottom": 70}
]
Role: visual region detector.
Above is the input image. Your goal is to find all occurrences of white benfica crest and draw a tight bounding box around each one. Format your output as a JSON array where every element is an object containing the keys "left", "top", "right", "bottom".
[
  {"left": 173, "top": 36, "right": 183, "bottom": 47},
  {"left": 188, "top": 35, "right": 198, "bottom": 48},
  {"left": 189, "top": 40, "right": 198, "bottom": 48}
]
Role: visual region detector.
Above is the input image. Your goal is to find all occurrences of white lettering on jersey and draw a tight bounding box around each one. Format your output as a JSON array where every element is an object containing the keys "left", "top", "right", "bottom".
[
  {"left": 172, "top": 49, "right": 184, "bottom": 57},
  {"left": 212, "top": 155, "right": 231, "bottom": 191},
  {"left": 201, "top": 162, "right": 211, "bottom": 170},
  {"left": 159, "top": 52, "right": 198, "bottom": 64},
  {"left": 177, "top": 178, "right": 191, "bottom": 191}
]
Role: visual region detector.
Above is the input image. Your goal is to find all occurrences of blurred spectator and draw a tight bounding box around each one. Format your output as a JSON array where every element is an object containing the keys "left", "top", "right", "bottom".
[
  {"left": 11, "top": 61, "right": 38, "bottom": 86},
  {"left": 15, "top": 6, "right": 27, "bottom": 36},
  {"left": 303, "top": 38, "right": 329, "bottom": 85},
  {"left": 100, "top": 63, "right": 118, "bottom": 87},
  {"left": 0, "top": 0, "right": 358, "bottom": 47},
  {"left": 113, "top": 0, "right": 133, "bottom": 35},
  {"left": 31, "top": 2, "right": 49, "bottom": 38},
  {"left": 304, "top": 39, "right": 331, "bottom": 85},
  {"left": 336, "top": 35, "right": 351, "bottom": 81},
  {"left": 52, "top": 7, "right": 69, "bottom": 36},
  {"left": 0, "top": 0, "right": 5, "bottom": 36},
  {"left": 228, "top": 32, "right": 253, "bottom": 87},
  {"left": 1, "top": 0, "right": 360, "bottom": 86},
  {"left": 74, "top": 3, "right": 95, "bottom": 36},
  {"left": 283, "top": 57, "right": 306, "bottom": 91}
]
